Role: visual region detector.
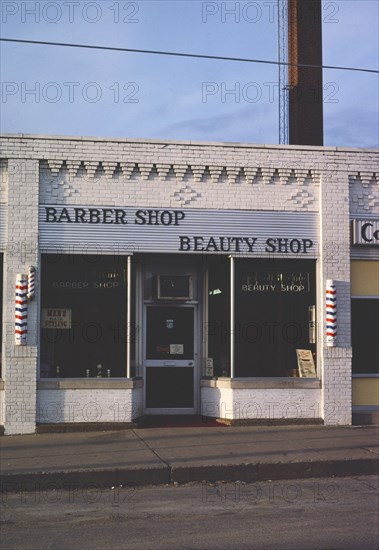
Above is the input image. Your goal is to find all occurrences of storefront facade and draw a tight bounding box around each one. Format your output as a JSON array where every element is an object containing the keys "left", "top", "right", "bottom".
[
  {"left": 350, "top": 212, "right": 379, "bottom": 422},
  {"left": 0, "top": 134, "right": 378, "bottom": 434}
]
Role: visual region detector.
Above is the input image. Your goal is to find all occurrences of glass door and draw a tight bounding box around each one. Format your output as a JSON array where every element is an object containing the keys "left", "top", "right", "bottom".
[{"left": 144, "top": 305, "right": 196, "bottom": 413}]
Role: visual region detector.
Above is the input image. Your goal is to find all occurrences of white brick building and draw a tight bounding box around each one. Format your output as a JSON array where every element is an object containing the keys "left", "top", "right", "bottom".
[{"left": 0, "top": 134, "right": 378, "bottom": 434}]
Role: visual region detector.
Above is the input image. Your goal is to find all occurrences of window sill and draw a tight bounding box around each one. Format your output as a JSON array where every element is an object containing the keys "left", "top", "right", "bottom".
[
  {"left": 201, "top": 377, "right": 321, "bottom": 389},
  {"left": 38, "top": 378, "right": 143, "bottom": 390}
]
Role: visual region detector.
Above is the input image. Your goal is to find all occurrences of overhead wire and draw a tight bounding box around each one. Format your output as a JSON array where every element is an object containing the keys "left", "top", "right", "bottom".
[{"left": 1, "top": 38, "right": 378, "bottom": 74}]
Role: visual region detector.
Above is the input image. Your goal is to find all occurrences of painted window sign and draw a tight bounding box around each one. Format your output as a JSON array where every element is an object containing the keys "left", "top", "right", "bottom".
[
  {"left": 41, "top": 308, "right": 72, "bottom": 329},
  {"left": 240, "top": 272, "right": 310, "bottom": 293},
  {"left": 50, "top": 269, "right": 123, "bottom": 290}
]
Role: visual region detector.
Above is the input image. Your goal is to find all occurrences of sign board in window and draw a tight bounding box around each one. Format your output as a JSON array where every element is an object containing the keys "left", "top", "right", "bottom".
[
  {"left": 170, "top": 344, "right": 184, "bottom": 355},
  {"left": 296, "top": 349, "right": 317, "bottom": 378},
  {"left": 41, "top": 308, "right": 72, "bottom": 329}
]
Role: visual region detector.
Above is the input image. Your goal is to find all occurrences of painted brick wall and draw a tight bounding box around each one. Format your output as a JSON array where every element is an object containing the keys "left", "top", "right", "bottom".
[
  {"left": 37, "top": 388, "right": 143, "bottom": 423},
  {"left": 37, "top": 160, "right": 320, "bottom": 213},
  {"left": 0, "top": 389, "right": 4, "bottom": 425},
  {"left": 3, "top": 159, "right": 39, "bottom": 434},
  {"left": 348, "top": 152, "right": 379, "bottom": 217},
  {"left": 319, "top": 156, "right": 352, "bottom": 425},
  {"left": 201, "top": 387, "right": 322, "bottom": 421}
]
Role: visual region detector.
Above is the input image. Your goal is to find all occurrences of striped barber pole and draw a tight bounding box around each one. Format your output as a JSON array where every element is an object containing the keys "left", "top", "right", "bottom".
[
  {"left": 27, "top": 266, "right": 36, "bottom": 300},
  {"left": 326, "top": 279, "right": 337, "bottom": 347},
  {"left": 15, "top": 274, "right": 28, "bottom": 345}
]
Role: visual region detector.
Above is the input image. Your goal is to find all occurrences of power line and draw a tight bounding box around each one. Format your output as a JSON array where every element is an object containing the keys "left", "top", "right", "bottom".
[{"left": 1, "top": 38, "right": 378, "bottom": 74}]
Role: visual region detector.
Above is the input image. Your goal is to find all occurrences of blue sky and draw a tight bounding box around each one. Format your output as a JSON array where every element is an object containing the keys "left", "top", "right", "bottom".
[{"left": 1, "top": 0, "right": 378, "bottom": 147}]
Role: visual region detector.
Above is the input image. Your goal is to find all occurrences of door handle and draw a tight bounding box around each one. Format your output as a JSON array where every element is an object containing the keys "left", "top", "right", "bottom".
[{"left": 308, "top": 305, "right": 316, "bottom": 343}]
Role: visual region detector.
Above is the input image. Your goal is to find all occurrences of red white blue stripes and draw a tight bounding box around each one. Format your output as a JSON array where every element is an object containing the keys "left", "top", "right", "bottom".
[
  {"left": 27, "top": 266, "right": 36, "bottom": 300},
  {"left": 15, "top": 274, "right": 28, "bottom": 346},
  {"left": 326, "top": 279, "right": 337, "bottom": 347},
  {"left": 15, "top": 267, "right": 37, "bottom": 345}
]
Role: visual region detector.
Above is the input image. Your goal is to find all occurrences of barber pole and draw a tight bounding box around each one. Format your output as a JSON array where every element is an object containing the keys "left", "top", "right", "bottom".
[
  {"left": 326, "top": 279, "right": 337, "bottom": 347},
  {"left": 15, "top": 274, "right": 28, "bottom": 345},
  {"left": 27, "top": 266, "right": 36, "bottom": 300}
]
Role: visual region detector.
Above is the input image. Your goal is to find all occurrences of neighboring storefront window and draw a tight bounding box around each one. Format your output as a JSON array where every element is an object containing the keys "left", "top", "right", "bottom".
[
  {"left": 351, "top": 299, "right": 379, "bottom": 374},
  {"left": 207, "top": 257, "right": 317, "bottom": 378},
  {"left": 351, "top": 261, "right": 379, "bottom": 374},
  {"left": 40, "top": 254, "right": 135, "bottom": 378}
]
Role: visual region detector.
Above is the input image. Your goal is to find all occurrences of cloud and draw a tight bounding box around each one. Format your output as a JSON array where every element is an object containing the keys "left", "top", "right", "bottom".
[{"left": 156, "top": 103, "right": 277, "bottom": 143}]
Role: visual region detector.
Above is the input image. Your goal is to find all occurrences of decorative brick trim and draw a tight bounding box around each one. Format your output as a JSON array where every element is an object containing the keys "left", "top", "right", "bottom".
[{"left": 40, "top": 160, "right": 320, "bottom": 186}]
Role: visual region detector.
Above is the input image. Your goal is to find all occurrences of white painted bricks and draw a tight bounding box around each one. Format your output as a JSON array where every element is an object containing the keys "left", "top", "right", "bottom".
[
  {"left": 37, "top": 389, "right": 143, "bottom": 423},
  {"left": 3, "top": 158, "right": 39, "bottom": 434},
  {"left": 201, "top": 387, "right": 322, "bottom": 421}
]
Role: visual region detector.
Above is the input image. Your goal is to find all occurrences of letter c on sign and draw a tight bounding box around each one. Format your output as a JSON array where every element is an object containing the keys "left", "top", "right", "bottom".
[{"left": 361, "top": 222, "right": 373, "bottom": 242}]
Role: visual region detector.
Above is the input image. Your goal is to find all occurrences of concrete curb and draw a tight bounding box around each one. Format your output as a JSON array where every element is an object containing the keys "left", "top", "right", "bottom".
[
  {"left": 1, "top": 458, "right": 378, "bottom": 492},
  {"left": 170, "top": 458, "right": 379, "bottom": 484},
  {"left": 0, "top": 468, "right": 170, "bottom": 493}
]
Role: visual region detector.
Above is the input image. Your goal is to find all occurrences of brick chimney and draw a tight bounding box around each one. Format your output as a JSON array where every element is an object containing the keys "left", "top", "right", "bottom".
[{"left": 288, "top": 0, "right": 324, "bottom": 145}]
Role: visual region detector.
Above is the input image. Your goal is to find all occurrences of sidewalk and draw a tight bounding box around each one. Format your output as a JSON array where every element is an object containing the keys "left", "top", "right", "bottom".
[{"left": 1, "top": 424, "right": 378, "bottom": 491}]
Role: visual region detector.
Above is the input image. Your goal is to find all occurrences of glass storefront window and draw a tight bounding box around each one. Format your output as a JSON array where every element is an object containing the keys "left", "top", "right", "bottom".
[
  {"left": 207, "top": 257, "right": 317, "bottom": 378},
  {"left": 40, "top": 254, "right": 135, "bottom": 378},
  {"left": 235, "top": 258, "right": 316, "bottom": 377}
]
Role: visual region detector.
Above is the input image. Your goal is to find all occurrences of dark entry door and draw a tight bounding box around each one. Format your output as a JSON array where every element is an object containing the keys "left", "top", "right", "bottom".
[{"left": 144, "top": 306, "right": 196, "bottom": 412}]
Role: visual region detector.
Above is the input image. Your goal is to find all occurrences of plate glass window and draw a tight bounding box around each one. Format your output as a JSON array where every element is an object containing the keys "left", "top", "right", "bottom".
[
  {"left": 207, "top": 257, "right": 317, "bottom": 377},
  {"left": 40, "top": 254, "right": 135, "bottom": 378}
]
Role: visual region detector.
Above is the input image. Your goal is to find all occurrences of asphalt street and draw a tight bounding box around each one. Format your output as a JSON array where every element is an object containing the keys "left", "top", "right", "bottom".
[{"left": 1, "top": 476, "right": 378, "bottom": 550}]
